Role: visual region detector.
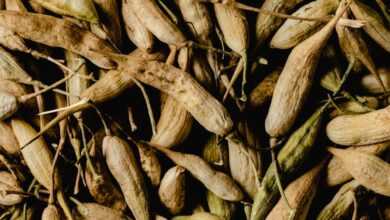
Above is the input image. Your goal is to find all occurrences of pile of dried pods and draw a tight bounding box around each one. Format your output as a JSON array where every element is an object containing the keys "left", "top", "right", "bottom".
[{"left": 0, "top": 0, "right": 389, "bottom": 219}]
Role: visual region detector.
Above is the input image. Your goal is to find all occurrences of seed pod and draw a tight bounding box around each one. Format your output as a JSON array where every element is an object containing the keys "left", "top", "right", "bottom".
[
  {"left": 0, "top": 91, "right": 18, "bottom": 120},
  {"left": 265, "top": 1, "right": 347, "bottom": 138},
  {"left": 73, "top": 201, "right": 131, "bottom": 220},
  {"left": 0, "top": 121, "right": 19, "bottom": 155},
  {"left": 317, "top": 180, "right": 360, "bottom": 220},
  {"left": 226, "top": 130, "right": 261, "bottom": 199},
  {"left": 202, "top": 135, "right": 229, "bottom": 170},
  {"left": 328, "top": 147, "right": 390, "bottom": 196},
  {"left": 191, "top": 54, "right": 214, "bottom": 90},
  {"left": 0, "top": 46, "right": 32, "bottom": 81},
  {"left": 175, "top": 0, "right": 212, "bottom": 45},
  {"left": 0, "top": 11, "right": 115, "bottom": 68},
  {"left": 249, "top": 68, "right": 281, "bottom": 110},
  {"left": 266, "top": 160, "right": 326, "bottom": 220},
  {"left": 41, "top": 205, "right": 61, "bottom": 220},
  {"left": 126, "top": 0, "right": 186, "bottom": 46},
  {"left": 255, "top": 0, "right": 305, "bottom": 48},
  {"left": 0, "top": 171, "right": 23, "bottom": 206},
  {"left": 10, "top": 118, "right": 73, "bottom": 220},
  {"left": 361, "top": 67, "right": 390, "bottom": 94},
  {"left": 251, "top": 103, "right": 327, "bottom": 220},
  {"left": 327, "top": 105, "right": 390, "bottom": 145},
  {"left": 329, "top": 96, "right": 379, "bottom": 118},
  {"left": 151, "top": 144, "right": 244, "bottom": 202},
  {"left": 122, "top": 0, "right": 154, "bottom": 52},
  {"left": 158, "top": 166, "right": 186, "bottom": 215},
  {"left": 102, "top": 136, "right": 150, "bottom": 220},
  {"left": 136, "top": 142, "right": 161, "bottom": 187},
  {"left": 326, "top": 141, "right": 390, "bottom": 187},
  {"left": 350, "top": 0, "right": 390, "bottom": 53},
  {"left": 172, "top": 212, "right": 222, "bottom": 220},
  {"left": 0, "top": 80, "right": 28, "bottom": 98},
  {"left": 10, "top": 205, "right": 35, "bottom": 220},
  {"left": 31, "top": 0, "right": 99, "bottom": 23},
  {"left": 270, "top": 0, "right": 339, "bottom": 49},
  {"left": 93, "top": 0, "right": 122, "bottom": 47},
  {"left": 85, "top": 130, "right": 127, "bottom": 212},
  {"left": 150, "top": 96, "right": 193, "bottom": 148},
  {"left": 206, "top": 191, "right": 236, "bottom": 220}
]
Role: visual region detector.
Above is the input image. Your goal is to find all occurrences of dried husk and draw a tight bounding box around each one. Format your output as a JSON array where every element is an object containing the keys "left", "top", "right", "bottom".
[
  {"left": 0, "top": 91, "right": 18, "bottom": 120},
  {"left": 126, "top": 0, "right": 186, "bottom": 46},
  {"left": 328, "top": 147, "right": 390, "bottom": 196},
  {"left": 0, "top": 80, "right": 28, "bottom": 98},
  {"left": 135, "top": 142, "right": 161, "bottom": 187},
  {"left": 0, "top": 11, "right": 116, "bottom": 68},
  {"left": 172, "top": 212, "right": 223, "bottom": 220},
  {"left": 0, "top": 46, "right": 32, "bottom": 81},
  {"left": 31, "top": 0, "right": 99, "bottom": 23},
  {"left": 329, "top": 96, "right": 379, "bottom": 118},
  {"left": 255, "top": 0, "right": 305, "bottom": 48},
  {"left": 327, "top": 105, "right": 390, "bottom": 145},
  {"left": 0, "top": 171, "right": 23, "bottom": 206},
  {"left": 316, "top": 180, "right": 360, "bottom": 220},
  {"left": 41, "top": 205, "right": 61, "bottom": 220},
  {"left": 226, "top": 130, "right": 261, "bottom": 199},
  {"left": 270, "top": 0, "right": 339, "bottom": 49},
  {"left": 151, "top": 144, "right": 244, "bottom": 202},
  {"left": 93, "top": 0, "right": 122, "bottom": 47},
  {"left": 150, "top": 96, "right": 193, "bottom": 148},
  {"left": 251, "top": 103, "right": 327, "bottom": 220},
  {"left": 74, "top": 202, "right": 131, "bottom": 220},
  {"left": 122, "top": 0, "right": 154, "bottom": 52},
  {"left": 326, "top": 141, "right": 390, "bottom": 187},
  {"left": 350, "top": 0, "right": 390, "bottom": 52},
  {"left": 214, "top": 3, "right": 248, "bottom": 55},
  {"left": 0, "top": 120, "right": 19, "bottom": 155},
  {"left": 266, "top": 160, "right": 326, "bottom": 220},
  {"left": 158, "top": 166, "right": 186, "bottom": 215},
  {"left": 85, "top": 130, "right": 127, "bottom": 212},
  {"left": 249, "top": 68, "right": 281, "bottom": 109},
  {"left": 102, "top": 135, "right": 150, "bottom": 220},
  {"left": 192, "top": 54, "right": 214, "bottom": 90},
  {"left": 265, "top": 1, "right": 345, "bottom": 138},
  {"left": 361, "top": 67, "right": 390, "bottom": 94}
]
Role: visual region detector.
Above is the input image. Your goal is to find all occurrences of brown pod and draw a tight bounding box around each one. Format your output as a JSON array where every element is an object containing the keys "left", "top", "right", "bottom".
[
  {"left": 136, "top": 142, "right": 161, "bottom": 187},
  {"left": 0, "top": 91, "right": 18, "bottom": 120},
  {"left": 255, "top": 0, "right": 305, "bottom": 48},
  {"left": 172, "top": 212, "right": 222, "bottom": 220},
  {"left": 326, "top": 141, "right": 390, "bottom": 187},
  {"left": 328, "top": 147, "right": 390, "bottom": 196},
  {"left": 0, "top": 46, "right": 32, "bottom": 81},
  {"left": 265, "top": 1, "right": 348, "bottom": 138},
  {"left": 122, "top": 0, "right": 154, "bottom": 52},
  {"left": 350, "top": 0, "right": 390, "bottom": 52},
  {"left": 327, "top": 106, "right": 390, "bottom": 146},
  {"left": 126, "top": 0, "right": 186, "bottom": 46},
  {"left": 93, "top": 0, "right": 122, "bottom": 47},
  {"left": 0, "top": 11, "right": 116, "bottom": 68},
  {"left": 0, "top": 171, "right": 23, "bottom": 206},
  {"left": 0, "top": 120, "right": 19, "bottom": 155},
  {"left": 102, "top": 136, "right": 150, "bottom": 220},
  {"left": 249, "top": 68, "right": 281, "bottom": 110},
  {"left": 73, "top": 201, "right": 131, "bottom": 220},
  {"left": 151, "top": 144, "right": 244, "bottom": 202},
  {"left": 266, "top": 160, "right": 326, "bottom": 220},
  {"left": 41, "top": 205, "right": 61, "bottom": 220},
  {"left": 158, "top": 166, "right": 186, "bottom": 215}
]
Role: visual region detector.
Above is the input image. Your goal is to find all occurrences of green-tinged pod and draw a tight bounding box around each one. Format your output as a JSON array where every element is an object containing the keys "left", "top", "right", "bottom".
[
  {"left": 206, "top": 191, "right": 236, "bottom": 220},
  {"left": 328, "top": 147, "right": 390, "bottom": 196},
  {"left": 255, "top": 0, "right": 305, "bottom": 48},
  {"left": 9, "top": 205, "right": 34, "bottom": 220},
  {"left": 151, "top": 144, "right": 244, "bottom": 202},
  {"left": 102, "top": 136, "right": 150, "bottom": 220},
  {"left": 31, "top": 0, "right": 99, "bottom": 23},
  {"left": 158, "top": 166, "right": 186, "bottom": 215},
  {"left": 251, "top": 103, "right": 328, "bottom": 220},
  {"left": 265, "top": 1, "right": 346, "bottom": 138},
  {"left": 270, "top": 0, "right": 339, "bottom": 49},
  {"left": 0, "top": 171, "right": 23, "bottom": 206},
  {"left": 329, "top": 96, "right": 379, "bottom": 118},
  {"left": 266, "top": 160, "right": 326, "bottom": 220},
  {"left": 316, "top": 180, "right": 360, "bottom": 220},
  {"left": 320, "top": 65, "right": 341, "bottom": 93},
  {"left": 172, "top": 212, "right": 222, "bottom": 220},
  {"left": 326, "top": 141, "right": 390, "bottom": 187},
  {"left": 350, "top": 0, "right": 390, "bottom": 52}
]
